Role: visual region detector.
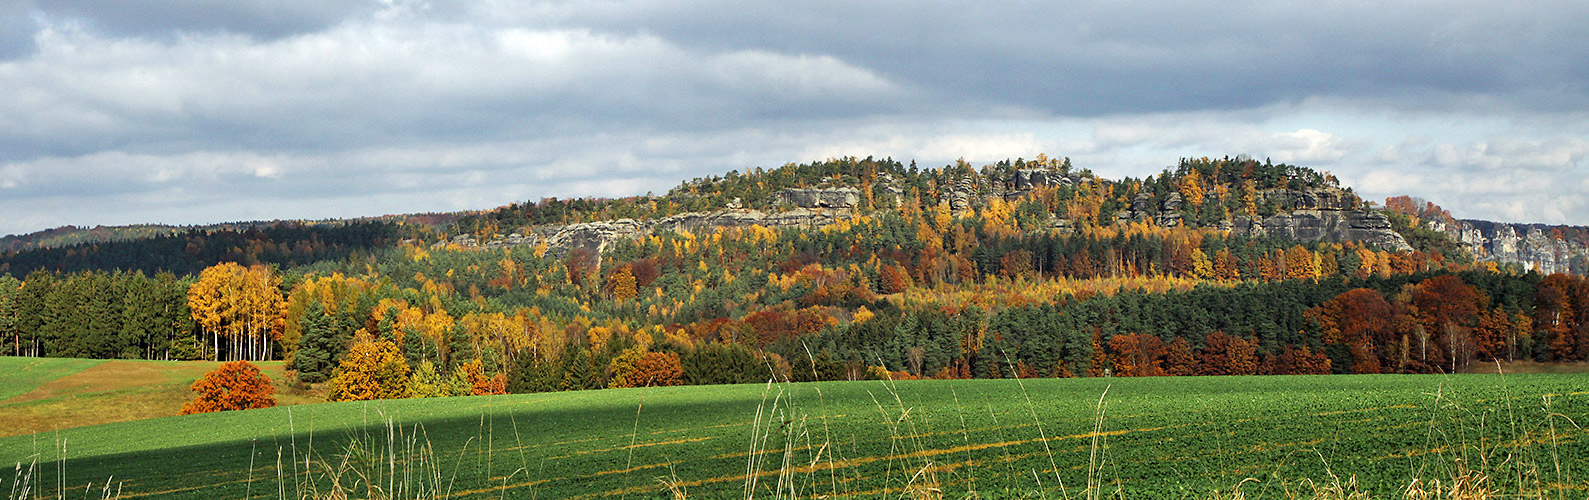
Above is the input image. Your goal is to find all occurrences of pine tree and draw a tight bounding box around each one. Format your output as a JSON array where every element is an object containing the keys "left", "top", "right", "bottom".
[
  {"left": 0, "top": 275, "right": 21, "bottom": 357},
  {"left": 291, "top": 301, "right": 335, "bottom": 383},
  {"left": 561, "top": 346, "right": 598, "bottom": 391}
]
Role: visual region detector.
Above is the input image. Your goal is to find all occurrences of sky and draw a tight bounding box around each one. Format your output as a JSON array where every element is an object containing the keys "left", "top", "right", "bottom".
[{"left": 2, "top": 0, "right": 1587, "bottom": 237}]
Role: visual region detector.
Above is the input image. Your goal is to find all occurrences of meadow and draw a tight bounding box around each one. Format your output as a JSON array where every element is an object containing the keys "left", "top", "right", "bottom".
[
  {"left": 0, "top": 357, "right": 318, "bottom": 438},
  {"left": 1, "top": 368, "right": 1585, "bottom": 499}
]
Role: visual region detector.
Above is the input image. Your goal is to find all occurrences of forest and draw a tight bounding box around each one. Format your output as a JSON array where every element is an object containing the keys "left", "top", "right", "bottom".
[{"left": 2, "top": 156, "right": 1586, "bottom": 402}]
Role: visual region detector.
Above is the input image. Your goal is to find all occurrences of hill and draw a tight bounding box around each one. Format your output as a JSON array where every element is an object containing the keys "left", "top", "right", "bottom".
[
  {"left": 0, "top": 373, "right": 1583, "bottom": 499},
  {"left": 2, "top": 155, "right": 1589, "bottom": 413}
]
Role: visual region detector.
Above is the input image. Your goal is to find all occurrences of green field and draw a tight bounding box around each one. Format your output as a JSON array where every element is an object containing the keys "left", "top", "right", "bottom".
[
  {"left": 0, "top": 357, "right": 320, "bottom": 438},
  {"left": 0, "top": 357, "right": 104, "bottom": 401},
  {"left": 1, "top": 373, "right": 1585, "bottom": 499}
]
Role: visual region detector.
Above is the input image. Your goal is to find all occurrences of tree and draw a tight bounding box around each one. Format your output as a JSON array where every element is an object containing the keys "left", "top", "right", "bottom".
[
  {"left": 187, "top": 263, "right": 284, "bottom": 361},
  {"left": 1410, "top": 275, "right": 1482, "bottom": 371},
  {"left": 0, "top": 275, "right": 20, "bottom": 356},
  {"left": 879, "top": 264, "right": 912, "bottom": 294},
  {"left": 1164, "top": 337, "right": 1196, "bottom": 376},
  {"left": 1109, "top": 333, "right": 1165, "bottom": 377},
  {"left": 561, "top": 346, "right": 600, "bottom": 391},
  {"left": 621, "top": 352, "right": 684, "bottom": 387},
  {"left": 410, "top": 360, "right": 463, "bottom": 398},
  {"left": 457, "top": 358, "right": 507, "bottom": 395},
  {"left": 607, "top": 263, "right": 638, "bottom": 302},
  {"left": 328, "top": 338, "right": 412, "bottom": 401},
  {"left": 290, "top": 301, "right": 338, "bottom": 383},
  {"left": 180, "top": 361, "right": 276, "bottom": 415},
  {"left": 1284, "top": 245, "right": 1317, "bottom": 281},
  {"left": 1307, "top": 288, "right": 1397, "bottom": 373}
]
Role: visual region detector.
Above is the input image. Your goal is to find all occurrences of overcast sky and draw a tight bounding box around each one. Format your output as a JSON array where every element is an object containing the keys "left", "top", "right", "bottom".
[{"left": 2, "top": 1, "right": 1586, "bottom": 237}]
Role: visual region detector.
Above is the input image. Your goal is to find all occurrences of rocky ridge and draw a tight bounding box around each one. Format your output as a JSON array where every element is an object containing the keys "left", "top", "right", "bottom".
[
  {"left": 1432, "top": 219, "right": 1589, "bottom": 274},
  {"left": 449, "top": 171, "right": 1419, "bottom": 257},
  {"left": 938, "top": 168, "right": 1413, "bottom": 252},
  {"left": 438, "top": 206, "right": 849, "bottom": 256}
]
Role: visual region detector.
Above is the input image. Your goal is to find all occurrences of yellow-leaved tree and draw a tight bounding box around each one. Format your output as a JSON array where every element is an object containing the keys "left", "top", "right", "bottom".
[
  {"left": 188, "top": 262, "right": 284, "bottom": 361},
  {"left": 328, "top": 337, "right": 411, "bottom": 401}
]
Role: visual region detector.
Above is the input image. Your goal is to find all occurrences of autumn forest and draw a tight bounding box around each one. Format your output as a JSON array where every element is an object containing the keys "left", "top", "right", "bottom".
[{"left": 2, "top": 156, "right": 1587, "bottom": 403}]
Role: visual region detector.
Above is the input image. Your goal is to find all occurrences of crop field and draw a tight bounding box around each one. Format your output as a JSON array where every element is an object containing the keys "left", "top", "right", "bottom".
[{"left": 0, "top": 373, "right": 1585, "bottom": 499}]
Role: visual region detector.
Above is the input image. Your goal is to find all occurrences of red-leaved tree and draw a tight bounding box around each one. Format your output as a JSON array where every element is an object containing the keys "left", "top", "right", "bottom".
[{"left": 180, "top": 361, "right": 276, "bottom": 415}]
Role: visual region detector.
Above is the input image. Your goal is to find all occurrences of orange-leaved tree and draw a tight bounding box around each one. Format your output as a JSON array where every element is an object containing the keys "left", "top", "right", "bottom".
[
  {"left": 627, "top": 352, "right": 684, "bottom": 387},
  {"left": 457, "top": 358, "right": 507, "bottom": 395},
  {"left": 327, "top": 338, "right": 411, "bottom": 401},
  {"left": 180, "top": 361, "right": 276, "bottom": 415}
]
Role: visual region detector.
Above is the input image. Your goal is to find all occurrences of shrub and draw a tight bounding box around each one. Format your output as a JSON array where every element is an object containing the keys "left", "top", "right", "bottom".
[{"left": 179, "top": 361, "right": 276, "bottom": 415}]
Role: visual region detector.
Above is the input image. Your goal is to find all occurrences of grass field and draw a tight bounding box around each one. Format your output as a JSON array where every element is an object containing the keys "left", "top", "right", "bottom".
[
  {"left": 0, "top": 357, "right": 321, "bottom": 438},
  {"left": 1, "top": 371, "right": 1585, "bottom": 499}
]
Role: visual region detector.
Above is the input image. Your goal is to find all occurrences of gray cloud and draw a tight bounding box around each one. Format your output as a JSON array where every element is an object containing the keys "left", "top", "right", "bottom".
[
  {"left": 30, "top": 0, "right": 375, "bottom": 42},
  {"left": 1, "top": 0, "right": 1587, "bottom": 236}
]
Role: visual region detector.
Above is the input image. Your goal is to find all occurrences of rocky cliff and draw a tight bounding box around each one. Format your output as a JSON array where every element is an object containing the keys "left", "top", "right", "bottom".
[
  {"left": 1433, "top": 219, "right": 1589, "bottom": 274},
  {"left": 1229, "top": 210, "right": 1412, "bottom": 252},
  {"left": 439, "top": 207, "right": 848, "bottom": 256}
]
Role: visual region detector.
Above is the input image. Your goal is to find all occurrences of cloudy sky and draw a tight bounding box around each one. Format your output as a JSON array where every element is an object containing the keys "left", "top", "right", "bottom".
[{"left": 2, "top": 0, "right": 1586, "bottom": 237}]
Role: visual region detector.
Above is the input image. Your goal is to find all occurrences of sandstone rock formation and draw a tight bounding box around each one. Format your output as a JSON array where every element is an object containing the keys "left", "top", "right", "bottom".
[
  {"left": 1229, "top": 210, "right": 1412, "bottom": 252},
  {"left": 777, "top": 188, "right": 860, "bottom": 209},
  {"left": 442, "top": 208, "right": 849, "bottom": 257},
  {"left": 1440, "top": 219, "right": 1589, "bottom": 274}
]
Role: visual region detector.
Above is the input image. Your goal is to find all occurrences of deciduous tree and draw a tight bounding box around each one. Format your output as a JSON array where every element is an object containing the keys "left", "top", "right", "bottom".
[{"left": 180, "top": 361, "right": 276, "bottom": 414}]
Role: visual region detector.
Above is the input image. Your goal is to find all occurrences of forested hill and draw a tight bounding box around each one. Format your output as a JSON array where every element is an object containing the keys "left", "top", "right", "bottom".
[
  {"left": 11, "top": 155, "right": 1588, "bottom": 279},
  {"left": 0, "top": 222, "right": 403, "bottom": 277},
  {"left": 6, "top": 155, "right": 1589, "bottom": 400}
]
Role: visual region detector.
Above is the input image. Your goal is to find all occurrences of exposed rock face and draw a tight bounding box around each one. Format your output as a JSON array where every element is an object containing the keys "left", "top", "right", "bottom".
[
  {"left": 1230, "top": 210, "right": 1412, "bottom": 252},
  {"left": 1258, "top": 188, "right": 1355, "bottom": 211},
  {"left": 939, "top": 168, "right": 1079, "bottom": 217},
  {"left": 1442, "top": 220, "right": 1589, "bottom": 274},
  {"left": 777, "top": 188, "right": 860, "bottom": 209},
  {"left": 443, "top": 208, "right": 848, "bottom": 257}
]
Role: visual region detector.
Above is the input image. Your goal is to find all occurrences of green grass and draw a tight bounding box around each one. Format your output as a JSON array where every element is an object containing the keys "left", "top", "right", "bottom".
[
  {"left": 1, "top": 373, "right": 1585, "bottom": 499},
  {"left": 0, "top": 357, "right": 321, "bottom": 438},
  {"left": 0, "top": 357, "right": 104, "bottom": 401}
]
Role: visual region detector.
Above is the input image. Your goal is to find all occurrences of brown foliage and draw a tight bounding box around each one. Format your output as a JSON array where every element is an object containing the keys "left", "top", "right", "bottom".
[
  {"left": 1263, "top": 345, "right": 1332, "bottom": 375},
  {"left": 1410, "top": 275, "right": 1483, "bottom": 371},
  {"left": 879, "top": 263, "right": 912, "bottom": 294},
  {"left": 180, "top": 361, "right": 276, "bottom": 415},
  {"left": 1307, "top": 288, "right": 1398, "bottom": 373},
  {"left": 999, "top": 250, "right": 1034, "bottom": 279},
  {"left": 1164, "top": 337, "right": 1196, "bottom": 376},
  {"left": 628, "top": 352, "right": 684, "bottom": 387},
  {"left": 1199, "top": 331, "right": 1257, "bottom": 376},
  {"left": 1109, "top": 333, "right": 1166, "bottom": 377}
]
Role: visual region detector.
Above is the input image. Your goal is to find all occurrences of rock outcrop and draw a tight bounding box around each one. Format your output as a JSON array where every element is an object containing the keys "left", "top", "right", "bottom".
[
  {"left": 777, "top": 188, "right": 860, "bottom": 209},
  {"left": 1229, "top": 210, "right": 1412, "bottom": 252},
  {"left": 440, "top": 208, "right": 848, "bottom": 257},
  {"left": 1439, "top": 220, "right": 1589, "bottom": 274}
]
